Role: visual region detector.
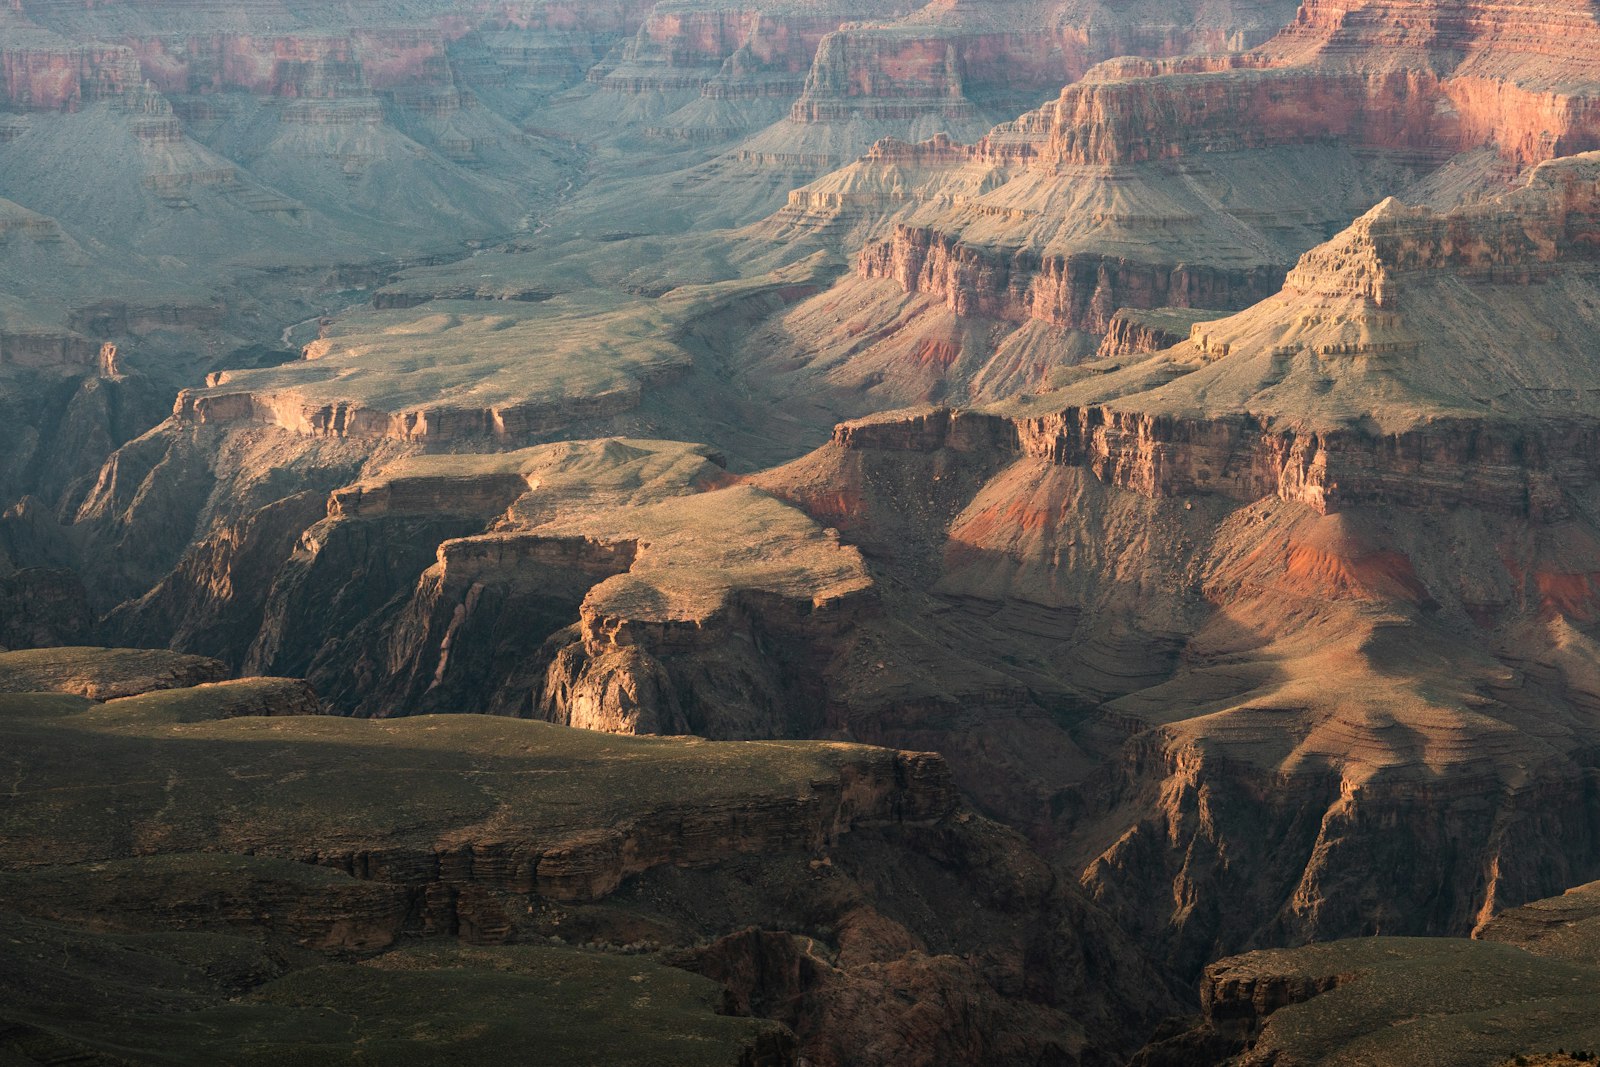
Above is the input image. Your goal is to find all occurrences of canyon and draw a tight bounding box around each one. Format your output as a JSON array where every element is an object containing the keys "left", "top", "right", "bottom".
[{"left": 4, "top": 0, "right": 1600, "bottom": 1062}]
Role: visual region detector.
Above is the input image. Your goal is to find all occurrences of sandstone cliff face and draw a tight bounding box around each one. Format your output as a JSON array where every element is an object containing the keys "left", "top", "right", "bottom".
[
  {"left": 1044, "top": 0, "right": 1600, "bottom": 170},
  {"left": 777, "top": 0, "right": 1600, "bottom": 409},
  {"left": 0, "top": 36, "right": 141, "bottom": 110},
  {"left": 14, "top": 4, "right": 1600, "bottom": 1060},
  {"left": 1098, "top": 308, "right": 1223, "bottom": 360},
  {"left": 768, "top": 0, "right": 1300, "bottom": 143},
  {"left": 861, "top": 228, "right": 1287, "bottom": 334},
  {"left": 732, "top": 162, "right": 1600, "bottom": 978},
  {"left": 785, "top": 28, "right": 985, "bottom": 128},
  {"left": 349, "top": 482, "right": 871, "bottom": 736},
  {"left": 787, "top": 12, "right": 1291, "bottom": 133},
  {"left": 100, "top": 437, "right": 875, "bottom": 740},
  {"left": 836, "top": 155, "right": 1600, "bottom": 521},
  {"left": 130, "top": 29, "right": 450, "bottom": 98},
  {"left": 172, "top": 379, "right": 657, "bottom": 442},
  {"left": 765, "top": 413, "right": 1600, "bottom": 976},
  {"left": 564, "top": 0, "right": 919, "bottom": 151}
]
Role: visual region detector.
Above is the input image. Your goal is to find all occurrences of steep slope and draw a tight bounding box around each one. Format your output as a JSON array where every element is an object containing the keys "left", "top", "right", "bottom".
[
  {"left": 536, "top": 0, "right": 1301, "bottom": 236},
  {"left": 92, "top": 155, "right": 1600, "bottom": 981},
  {"left": 0, "top": 2, "right": 579, "bottom": 270},
  {"left": 0, "top": 1, "right": 595, "bottom": 652},
  {"left": 104, "top": 435, "right": 872, "bottom": 732},
  {"left": 755, "top": 0, "right": 1600, "bottom": 408},
  {"left": 742, "top": 0, "right": 1300, "bottom": 172},
  {"left": 739, "top": 157, "right": 1600, "bottom": 972}
]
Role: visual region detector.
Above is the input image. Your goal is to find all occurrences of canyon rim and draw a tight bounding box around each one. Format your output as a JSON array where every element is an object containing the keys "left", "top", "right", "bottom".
[{"left": 4, "top": 0, "right": 1600, "bottom": 1063}]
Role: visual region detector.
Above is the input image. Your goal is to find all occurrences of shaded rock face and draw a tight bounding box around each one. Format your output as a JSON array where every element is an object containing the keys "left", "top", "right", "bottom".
[
  {"left": 80, "top": 158, "right": 1600, "bottom": 989},
  {"left": 1097, "top": 309, "right": 1223, "bottom": 360},
  {"left": 0, "top": 659, "right": 1181, "bottom": 1064},
  {"left": 0, "top": 567, "right": 91, "bottom": 648},
  {"left": 767, "top": 411, "right": 1600, "bottom": 977},
  {"left": 10, "top": 2, "right": 1600, "bottom": 1062},
  {"left": 537, "top": 582, "right": 849, "bottom": 738},
  {"left": 726, "top": 164, "right": 1600, "bottom": 977},
  {"left": 99, "top": 438, "right": 871, "bottom": 736},
  {"left": 840, "top": 156, "right": 1600, "bottom": 521}
]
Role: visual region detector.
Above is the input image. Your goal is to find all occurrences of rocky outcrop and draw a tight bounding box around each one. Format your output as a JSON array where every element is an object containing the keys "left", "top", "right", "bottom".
[
  {"left": 101, "top": 436, "right": 874, "bottom": 738},
  {"left": 603, "top": 2, "right": 882, "bottom": 94},
  {"left": 0, "top": 645, "right": 229, "bottom": 700},
  {"left": 834, "top": 157, "right": 1600, "bottom": 519},
  {"left": 773, "top": 0, "right": 1300, "bottom": 145},
  {"left": 0, "top": 36, "right": 141, "bottom": 110},
  {"left": 765, "top": 419, "right": 1600, "bottom": 980},
  {"left": 1098, "top": 308, "right": 1223, "bottom": 359},
  {"left": 798, "top": 0, "right": 1600, "bottom": 405},
  {"left": 861, "top": 229, "right": 1287, "bottom": 334},
  {"left": 821, "top": 404, "right": 1600, "bottom": 521},
  {"left": 737, "top": 160, "right": 1600, "bottom": 981},
  {"left": 785, "top": 29, "right": 984, "bottom": 128},
  {"left": 570, "top": 0, "right": 918, "bottom": 149},
  {"left": 130, "top": 28, "right": 454, "bottom": 98},
  {"left": 368, "top": 531, "right": 640, "bottom": 718},
  {"left": 1013, "top": 408, "right": 1600, "bottom": 519},
  {"left": 1132, "top": 914, "right": 1600, "bottom": 1065},
  {"left": 0, "top": 330, "right": 103, "bottom": 370},
  {"left": 1038, "top": 0, "right": 1600, "bottom": 170},
  {"left": 172, "top": 380, "right": 656, "bottom": 441},
  {"left": 166, "top": 267, "right": 827, "bottom": 444},
  {"left": 0, "top": 665, "right": 1182, "bottom": 1063}
]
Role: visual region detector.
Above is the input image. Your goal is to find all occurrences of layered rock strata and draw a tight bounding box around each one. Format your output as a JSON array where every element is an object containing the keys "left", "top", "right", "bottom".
[
  {"left": 762, "top": 0, "right": 1600, "bottom": 407},
  {"left": 817, "top": 155, "right": 1600, "bottom": 520},
  {"left": 741, "top": 0, "right": 1301, "bottom": 172},
  {"left": 167, "top": 266, "right": 825, "bottom": 443},
  {"left": 0, "top": 648, "right": 1179, "bottom": 1064},
  {"left": 738, "top": 161, "right": 1600, "bottom": 977}
]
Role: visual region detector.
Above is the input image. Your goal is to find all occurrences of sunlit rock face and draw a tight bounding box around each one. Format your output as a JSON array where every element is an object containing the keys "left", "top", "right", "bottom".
[{"left": 8, "top": 0, "right": 1600, "bottom": 1063}]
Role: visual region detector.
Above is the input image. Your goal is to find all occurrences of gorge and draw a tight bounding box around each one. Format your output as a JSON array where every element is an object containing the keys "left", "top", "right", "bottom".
[{"left": 4, "top": 0, "right": 1600, "bottom": 1063}]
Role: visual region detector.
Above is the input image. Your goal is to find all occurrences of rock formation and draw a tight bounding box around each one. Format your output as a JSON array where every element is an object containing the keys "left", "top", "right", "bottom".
[
  {"left": 0, "top": 646, "right": 1178, "bottom": 1065},
  {"left": 740, "top": 157, "right": 1600, "bottom": 977},
  {"left": 752, "top": 0, "right": 1600, "bottom": 410},
  {"left": 1130, "top": 880, "right": 1600, "bottom": 1064},
  {"left": 9, "top": 0, "right": 1600, "bottom": 1061},
  {"left": 76, "top": 155, "right": 1600, "bottom": 991}
]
